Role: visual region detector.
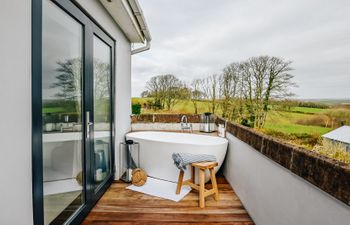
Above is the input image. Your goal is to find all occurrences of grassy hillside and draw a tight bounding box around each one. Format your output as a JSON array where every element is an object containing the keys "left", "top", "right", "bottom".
[
  {"left": 290, "top": 106, "right": 326, "bottom": 114},
  {"left": 264, "top": 110, "right": 332, "bottom": 135},
  {"left": 132, "top": 97, "right": 350, "bottom": 149}
]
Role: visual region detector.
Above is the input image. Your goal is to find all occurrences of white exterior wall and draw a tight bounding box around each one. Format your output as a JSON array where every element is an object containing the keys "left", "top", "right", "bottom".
[
  {"left": 0, "top": 1, "right": 132, "bottom": 224},
  {"left": 223, "top": 133, "right": 350, "bottom": 225},
  {"left": 0, "top": 1, "right": 33, "bottom": 225}
]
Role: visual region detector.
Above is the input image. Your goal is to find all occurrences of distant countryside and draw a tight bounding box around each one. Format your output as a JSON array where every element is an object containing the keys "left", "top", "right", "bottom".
[
  {"left": 132, "top": 56, "right": 350, "bottom": 163},
  {"left": 133, "top": 98, "right": 350, "bottom": 142}
]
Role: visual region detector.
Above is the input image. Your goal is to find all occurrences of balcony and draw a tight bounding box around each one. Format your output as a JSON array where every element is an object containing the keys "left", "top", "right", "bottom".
[
  {"left": 82, "top": 176, "right": 253, "bottom": 225},
  {"left": 81, "top": 114, "right": 349, "bottom": 225}
]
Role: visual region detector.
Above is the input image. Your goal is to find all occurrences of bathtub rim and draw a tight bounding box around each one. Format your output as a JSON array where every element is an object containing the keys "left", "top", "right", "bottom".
[{"left": 126, "top": 131, "right": 228, "bottom": 146}]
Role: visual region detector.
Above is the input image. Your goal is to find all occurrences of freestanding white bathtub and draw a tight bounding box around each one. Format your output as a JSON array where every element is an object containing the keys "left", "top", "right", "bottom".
[{"left": 126, "top": 131, "right": 228, "bottom": 183}]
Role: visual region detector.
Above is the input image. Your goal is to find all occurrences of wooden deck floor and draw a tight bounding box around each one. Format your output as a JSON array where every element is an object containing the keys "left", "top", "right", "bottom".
[{"left": 82, "top": 177, "right": 254, "bottom": 225}]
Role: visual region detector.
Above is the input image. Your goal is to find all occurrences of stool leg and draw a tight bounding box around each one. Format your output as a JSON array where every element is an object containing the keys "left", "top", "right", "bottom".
[
  {"left": 209, "top": 168, "right": 219, "bottom": 201},
  {"left": 176, "top": 170, "right": 184, "bottom": 195},
  {"left": 199, "top": 169, "right": 205, "bottom": 208},
  {"left": 191, "top": 166, "right": 195, "bottom": 183}
]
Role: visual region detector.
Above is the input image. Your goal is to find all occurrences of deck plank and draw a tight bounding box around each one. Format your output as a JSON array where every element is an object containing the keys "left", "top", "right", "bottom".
[{"left": 82, "top": 178, "right": 254, "bottom": 225}]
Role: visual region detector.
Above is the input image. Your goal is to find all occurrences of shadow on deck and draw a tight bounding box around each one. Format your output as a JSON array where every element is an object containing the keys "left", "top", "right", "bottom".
[{"left": 82, "top": 176, "right": 254, "bottom": 225}]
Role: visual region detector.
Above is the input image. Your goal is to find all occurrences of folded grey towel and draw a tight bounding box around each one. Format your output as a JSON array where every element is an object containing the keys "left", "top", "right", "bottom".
[{"left": 172, "top": 153, "right": 217, "bottom": 171}]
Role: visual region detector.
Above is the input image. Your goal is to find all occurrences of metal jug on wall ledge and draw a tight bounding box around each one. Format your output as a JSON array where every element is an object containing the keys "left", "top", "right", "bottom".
[{"left": 200, "top": 112, "right": 215, "bottom": 133}]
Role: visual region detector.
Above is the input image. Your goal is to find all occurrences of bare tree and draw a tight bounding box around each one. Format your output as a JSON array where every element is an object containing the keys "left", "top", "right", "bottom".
[
  {"left": 239, "top": 61, "right": 254, "bottom": 125},
  {"left": 140, "top": 90, "right": 150, "bottom": 98},
  {"left": 93, "top": 59, "right": 111, "bottom": 122},
  {"left": 190, "top": 79, "right": 203, "bottom": 114},
  {"left": 145, "top": 74, "right": 186, "bottom": 110},
  {"left": 219, "top": 63, "right": 240, "bottom": 118},
  {"left": 146, "top": 75, "right": 164, "bottom": 109},
  {"left": 201, "top": 74, "right": 219, "bottom": 114},
  {"left": 93, "top": 59, "right": 110, "bottom": 100},
  {"left": 164, "top": 82, "right": 190, "bottom": 110},
  {"left": 243, "top": 56, "right": 295, "bottom": 128},
  {"left": 52, "top": 58, "right": 82, "bottom": 101},
  {"left": 51, "top": 58, "right": 82, "bottom": 121},
  {"left": 141, "top": 56, "right": 295, "bottom": 128}
]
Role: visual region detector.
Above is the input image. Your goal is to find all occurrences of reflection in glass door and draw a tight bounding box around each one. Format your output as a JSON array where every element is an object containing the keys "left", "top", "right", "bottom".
[
  {"left": 93, "top": 35, "right": 113, "bottom": 190},
  {"left": 42, "top": 0, "right": 84, "bottom": 224},
  {"left": 36, "top": 0, "right": 115, "bottom": 224}
]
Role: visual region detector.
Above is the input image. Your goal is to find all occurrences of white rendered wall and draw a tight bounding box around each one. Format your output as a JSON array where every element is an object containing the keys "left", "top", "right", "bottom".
[
  {"left": 0, "top": 1, "right": 33, "bottom": 225},
  {"left": 76, "top": 0, "right": 132, "bottom": 178},
  {"left": 223, "top": 133, "right": 350, "bottom": 225},
  {"left": 0, "top": 1, "right": 132, "bottom": 224}
]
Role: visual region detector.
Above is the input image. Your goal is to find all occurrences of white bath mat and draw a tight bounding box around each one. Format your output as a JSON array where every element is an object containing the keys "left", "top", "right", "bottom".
[{"left": 126, "top": 177, "right": 191, "bottom": 202}]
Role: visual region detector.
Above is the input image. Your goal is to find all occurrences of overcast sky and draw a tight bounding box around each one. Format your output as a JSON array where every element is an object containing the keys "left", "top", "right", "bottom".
[{"left": 132, "top": 0, "right": 350, "bottom": 99}]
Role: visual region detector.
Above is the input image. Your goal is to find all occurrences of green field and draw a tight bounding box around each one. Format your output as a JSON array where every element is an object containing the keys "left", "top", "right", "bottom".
[
  {"left": 43, "top": 107, "right": 65, "bottom": 114},
  {"left": 264, "top": 111, "right": 332, "bottom": 135},
  {"left": 290, "top": 106, "right": 326, "bottom": 114}
]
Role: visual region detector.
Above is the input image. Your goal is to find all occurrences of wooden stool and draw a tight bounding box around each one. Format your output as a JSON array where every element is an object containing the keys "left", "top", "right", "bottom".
[{"left": 176, "top": 161, "right": 219, "bottom": 208}]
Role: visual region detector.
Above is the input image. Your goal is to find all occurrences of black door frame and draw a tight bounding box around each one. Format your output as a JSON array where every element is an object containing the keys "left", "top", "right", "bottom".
[{"left": 32, "top": 0, "right": 116, "bottom": 224}]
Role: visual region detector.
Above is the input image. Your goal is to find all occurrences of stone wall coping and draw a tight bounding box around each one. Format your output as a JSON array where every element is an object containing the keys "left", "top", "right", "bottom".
[{"left": 216, "top": 116, "right": 350, "bottom": 206}]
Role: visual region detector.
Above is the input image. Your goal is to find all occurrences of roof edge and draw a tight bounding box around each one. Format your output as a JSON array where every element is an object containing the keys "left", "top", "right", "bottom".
[
  {"left": 127, "top": 0, "right": 152, "bottom": 42},
  {"left": 99, "top": 0, "right": 151, "bottom": 43}
]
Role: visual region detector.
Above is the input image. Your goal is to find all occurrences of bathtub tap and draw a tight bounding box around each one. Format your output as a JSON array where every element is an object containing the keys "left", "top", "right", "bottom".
[{"left": 180, "top": 115, "right": 193, "bottom": 133}]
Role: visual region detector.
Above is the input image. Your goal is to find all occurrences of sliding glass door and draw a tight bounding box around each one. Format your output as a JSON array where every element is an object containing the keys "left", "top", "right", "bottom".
[
  {"left": 42, "top": 1, "right": 85, "bottom": 224},
  {"left": 92, "top": 35, "right": 113, "bottom": 192},
  {"left": 34, "top": 0, "right": 115, "bottom": 224}
]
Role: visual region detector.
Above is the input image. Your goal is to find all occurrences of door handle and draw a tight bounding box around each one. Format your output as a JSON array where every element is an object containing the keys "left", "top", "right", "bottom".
[{"left": 86, "top": 111, "right": 93, "bottom": 139}]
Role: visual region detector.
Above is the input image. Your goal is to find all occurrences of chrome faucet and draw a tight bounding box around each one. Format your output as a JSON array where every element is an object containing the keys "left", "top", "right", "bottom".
[{"left": 180, "top": 115, "right": 193, "bottom": 132}]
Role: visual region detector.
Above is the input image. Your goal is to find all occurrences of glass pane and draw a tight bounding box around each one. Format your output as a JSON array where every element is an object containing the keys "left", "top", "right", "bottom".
[
  {"left": 93, "top": 35, "right": 112, "bottom": 188},
  {"left": 42, "top": 0, "right": 84, "bottom": 224}
]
